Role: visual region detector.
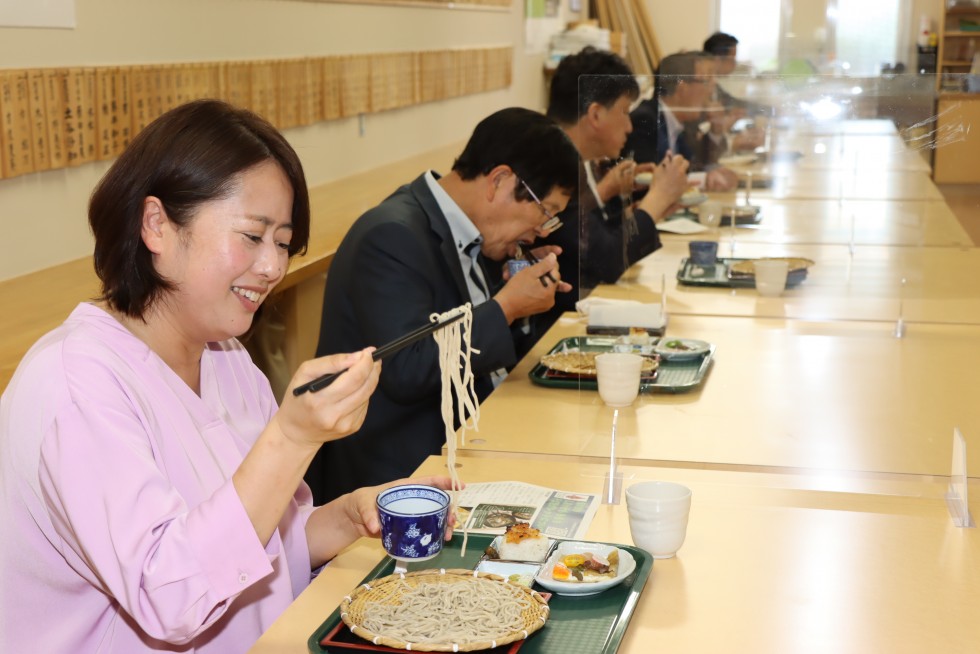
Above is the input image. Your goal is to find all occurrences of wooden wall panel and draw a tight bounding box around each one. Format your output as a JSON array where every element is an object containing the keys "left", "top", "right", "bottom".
[{"left": 0, "top": 46, "right": 513, "bottom": 179}]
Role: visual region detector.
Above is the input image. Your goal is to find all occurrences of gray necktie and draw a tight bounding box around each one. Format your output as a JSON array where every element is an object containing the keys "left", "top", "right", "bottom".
[{"left": 465, "top": 241, "right": 489, "bottom": 302}]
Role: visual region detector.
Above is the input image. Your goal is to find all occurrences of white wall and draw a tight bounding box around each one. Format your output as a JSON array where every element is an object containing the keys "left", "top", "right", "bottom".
[
  {"left": 645, "top": 0, "right": 715, "bottom": 58},
  {"left": 0, "top": 0, "right": 943, "bottom": 281},
  {"left": 0, "top": 0, "right": 552, "bottom": 281},
  {"left": 643, "top": 0, "right": 941, "bottom": 70}
]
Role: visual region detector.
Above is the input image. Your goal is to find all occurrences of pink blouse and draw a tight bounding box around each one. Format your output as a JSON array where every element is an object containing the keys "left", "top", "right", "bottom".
[{"left": 0, "top": 303, "right": 315, "bottom": 652}]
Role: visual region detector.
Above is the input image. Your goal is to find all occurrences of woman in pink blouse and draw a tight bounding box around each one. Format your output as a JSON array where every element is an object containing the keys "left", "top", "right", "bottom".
[{"left": 0, "top": 100, "right": 453, "bottom": 652}]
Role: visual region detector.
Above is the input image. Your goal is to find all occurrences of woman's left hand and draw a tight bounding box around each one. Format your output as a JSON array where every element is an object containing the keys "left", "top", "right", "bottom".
[{"left": 343, "top": 475, "right": 462, "bottom": 541}]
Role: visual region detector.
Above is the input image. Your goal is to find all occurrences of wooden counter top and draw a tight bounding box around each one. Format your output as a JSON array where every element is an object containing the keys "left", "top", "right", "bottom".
[
  {"left": 598, "top": 239, "right": 980, "bottom": 324},
  {"left": 458, "top": 314, "right": 980, "bottom": 478},
  {"left": 250, "top": 454, "right": 980, "bottom": 653}
]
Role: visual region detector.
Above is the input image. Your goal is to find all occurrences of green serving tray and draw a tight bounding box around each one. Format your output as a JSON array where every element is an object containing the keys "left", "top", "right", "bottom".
[
  {"left": 307, "top": 533, "right": 653, "bottom": 654},
  {"left": 676, "top": 257, "right": 808, "bottom": 288},
  {"left": 528, "top": 336, "right": 714, "bottom": 394}
]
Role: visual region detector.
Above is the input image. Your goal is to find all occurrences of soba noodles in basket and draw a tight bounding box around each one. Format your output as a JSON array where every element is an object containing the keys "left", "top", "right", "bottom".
[
  {"left": 364, "top": 580, "right": 527, "bottom": 644},
  {"left": 342, "top": 570, "right": 549, "bottom": 651}
]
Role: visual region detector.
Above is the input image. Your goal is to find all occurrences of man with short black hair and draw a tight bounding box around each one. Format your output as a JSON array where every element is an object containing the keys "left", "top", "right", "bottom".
[
  {"left": 529, "top": 47, "right": 689, "bottom": 340},
  {"left": 703, "top": 32, "right": 766, "bottom": 114},
  {"left": 307, "top": 107, "right": 579, "bottom": 504},
  {"left": 627, "top": 51, "right": 738, "bottom": 191},
  {"left": 702, "top": 31, "right": 769, "bottom": 153}
]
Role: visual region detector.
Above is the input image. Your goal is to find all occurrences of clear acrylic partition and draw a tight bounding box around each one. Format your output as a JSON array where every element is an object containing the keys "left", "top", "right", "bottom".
[
  {"left": 557, "top": 65, "right": 980, "bottom": 494},
  {"left": 572, "top": 69, "right": 971, "bottom": 320},
  {"left": 946, "top": 428, "right": 975, "bottom": 527}
]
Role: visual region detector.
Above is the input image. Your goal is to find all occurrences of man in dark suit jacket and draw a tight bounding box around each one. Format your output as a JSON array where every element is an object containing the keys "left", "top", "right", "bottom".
[
  {"left": 703, "top": 31, "right": 770, "bottom": 119},
  {"left": 528, "top": 47, "right": 690, "bottom": 345},
  {"left": 305, "top": 108, "right": 579, "bottom": 504},
  {"left": 626, "top": 51, "right": 738, "bottom": 191},
  {"left": 702, "top": 32, "right": 769, "bottom": 153}
]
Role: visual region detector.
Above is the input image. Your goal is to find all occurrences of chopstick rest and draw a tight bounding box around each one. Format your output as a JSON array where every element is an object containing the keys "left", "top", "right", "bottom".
[{"left": 292, "top": 310, "right": 466, "bottom": 396}]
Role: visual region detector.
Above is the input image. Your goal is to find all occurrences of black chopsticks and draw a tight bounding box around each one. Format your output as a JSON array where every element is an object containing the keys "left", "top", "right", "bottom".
[
  {"left": 517, "top": 242, "right": 557, "bottom": 288},
  {"left": 292, "top": 312, "right": 466, "bottom": 396}
]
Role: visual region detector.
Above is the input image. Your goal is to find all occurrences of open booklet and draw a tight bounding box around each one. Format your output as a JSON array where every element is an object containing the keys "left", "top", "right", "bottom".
[{"left": 457, "top": 481, "right": 599, "bottom": 541}]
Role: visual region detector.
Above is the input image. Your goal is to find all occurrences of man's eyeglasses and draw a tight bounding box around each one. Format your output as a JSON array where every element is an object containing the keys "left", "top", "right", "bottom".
[{"left": 518, "top": 177, "right": 563, "bottom": 235}]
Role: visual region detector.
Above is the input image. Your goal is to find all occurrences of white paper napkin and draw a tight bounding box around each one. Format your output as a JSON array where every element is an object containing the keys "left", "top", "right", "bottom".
[
  {"left": 657, "top": 217, "right": 708, "bottom": 235},
  {"left": 577, "top": 298, "right": 666, "bottom": 330}
]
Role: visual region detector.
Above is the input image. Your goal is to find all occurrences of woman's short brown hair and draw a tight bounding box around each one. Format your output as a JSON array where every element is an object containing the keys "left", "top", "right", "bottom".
[{"left": 89, "top": 99, "right": 310, "bottom": 319}]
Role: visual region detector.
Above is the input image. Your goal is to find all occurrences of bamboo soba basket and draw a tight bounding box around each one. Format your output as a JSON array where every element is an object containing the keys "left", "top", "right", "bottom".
[{"left": 340, "top": 568, "right": 550, "bottom": 652}]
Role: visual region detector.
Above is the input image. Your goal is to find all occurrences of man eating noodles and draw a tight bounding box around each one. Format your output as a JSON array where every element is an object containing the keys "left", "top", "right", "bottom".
[{"left": 305, "top": 108, "right": 579, "bottom": 504}]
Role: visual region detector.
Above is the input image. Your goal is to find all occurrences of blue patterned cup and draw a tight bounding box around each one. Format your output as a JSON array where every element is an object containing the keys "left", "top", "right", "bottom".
[
  {"left": 688, "top": 240, "right": 718, "bottom": 265},
  {"left": 506, "top": 258, "right": 532, "bottom": 277},
  {"left": 377, "top": 484, "right": 451, "bottom": 562}
]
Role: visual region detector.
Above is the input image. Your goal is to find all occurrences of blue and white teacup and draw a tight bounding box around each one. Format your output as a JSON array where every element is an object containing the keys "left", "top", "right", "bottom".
[
  {"left": 377, "top": 484, "right": 451, "bottom": 562},
  {"left": 506, "top": 258, "right": 532, "bottom": 278}
]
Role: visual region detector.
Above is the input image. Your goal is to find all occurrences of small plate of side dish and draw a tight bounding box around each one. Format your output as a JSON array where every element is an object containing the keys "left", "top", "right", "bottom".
[
  {"left": 654, "top": 338, "right": 711, "bottom": 361},
  {"left": 689, "top": 204, "right": 761, "bottom": 224},
  {"left": 475, "top": 560, "right": 542, "bottom": 588},
  {"left": 718, "top": 154, "right": 758, "bottom": 166},
  {"left": 535, "top": 541, "right": 636, "bottom": 596},
  {"left": 679, "top": 188, "right": 708, "bottom": 207},
  {"left": 484, "top": 523, "right": 556, "bottom": 563}
]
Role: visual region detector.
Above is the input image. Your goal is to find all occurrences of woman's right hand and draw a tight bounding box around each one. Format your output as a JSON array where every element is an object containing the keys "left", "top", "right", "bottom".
[{"left": 277, "top": 349, "right": 381, "bottom": 448}]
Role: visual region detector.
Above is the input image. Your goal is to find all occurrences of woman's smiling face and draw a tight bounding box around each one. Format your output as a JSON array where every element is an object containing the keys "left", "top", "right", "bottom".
[{"left": 151, "top": 160, "right": 294, "bottom": 344}]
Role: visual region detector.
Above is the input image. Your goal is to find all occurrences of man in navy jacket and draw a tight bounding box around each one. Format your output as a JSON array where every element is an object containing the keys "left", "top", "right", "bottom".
[{"left": 306, "top": 108, "right": 579, "bottom": 504}]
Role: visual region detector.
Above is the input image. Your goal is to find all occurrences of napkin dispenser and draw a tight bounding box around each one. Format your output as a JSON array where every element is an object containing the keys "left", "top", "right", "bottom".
[{"left": 586, "top": 303, "right": 667, "bottom": 336}]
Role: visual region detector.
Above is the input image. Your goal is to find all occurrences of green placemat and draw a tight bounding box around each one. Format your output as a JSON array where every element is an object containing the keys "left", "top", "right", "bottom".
[
  {"left": 307, "top": 533, "right": 653, "bottom": 654},
  {"left": 677, "top": 257, "right": 808, "bottom": 288},
  {"left": 529, "top": 336, "right": 714, "bottom": 394}
]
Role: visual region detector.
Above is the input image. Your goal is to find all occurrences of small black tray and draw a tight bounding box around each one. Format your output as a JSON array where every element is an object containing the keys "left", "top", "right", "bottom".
[
  {"left": 528, "top": 336, "right": 714, "bottom": 394},
  {"left": 677, "top": 257, "right": 808, "bottom": 288}
]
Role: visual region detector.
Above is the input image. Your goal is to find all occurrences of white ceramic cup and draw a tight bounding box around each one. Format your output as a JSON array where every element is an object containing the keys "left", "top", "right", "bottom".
[
  {"left": 753, "top": 259, "right": 790, "bottom": 297},
  {"left": 699, "top": 200, "right": 723, "bottom": 228},
  {"left": 594, "top": 352, "right": 643, "bottom": 407},
  {"left": 625, "top": 481, "right": 692, "bottom": 559}
]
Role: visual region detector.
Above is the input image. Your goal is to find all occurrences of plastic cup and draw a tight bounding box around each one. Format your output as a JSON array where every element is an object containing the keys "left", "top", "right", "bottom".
[
  {"left": 754, "top": 259, "right": 790, "bottom": 297},
  {"left": 376, "top": 484, "right": 450, "bottom": 562},
  {"left": 595, "top": 352, "right": 643, "bottom": 407},
  {"left": 688, "top": 240, "right": 719, "bottom": 265},
  {"left": 699, "top": 201, "right": 723, "bottom": 228},
  {"left": 625, "top": 481, "right": 692, "bottom": 558}
]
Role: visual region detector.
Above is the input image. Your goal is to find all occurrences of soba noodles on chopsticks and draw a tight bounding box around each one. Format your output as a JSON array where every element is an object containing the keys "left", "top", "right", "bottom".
[{"left": 430, "top": 304, "right": 479, "bottom": 556}]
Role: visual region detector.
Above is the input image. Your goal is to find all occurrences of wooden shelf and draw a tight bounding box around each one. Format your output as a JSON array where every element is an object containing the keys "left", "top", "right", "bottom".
[
  {"left": 938, "top": 1, "right": 980, "bottom": 93},
  {"left": 933, "top": 94, "right": 980, "bottom": 183},
  {"left": 946, "top": 5, "right": 980, "bottom": 16}
]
